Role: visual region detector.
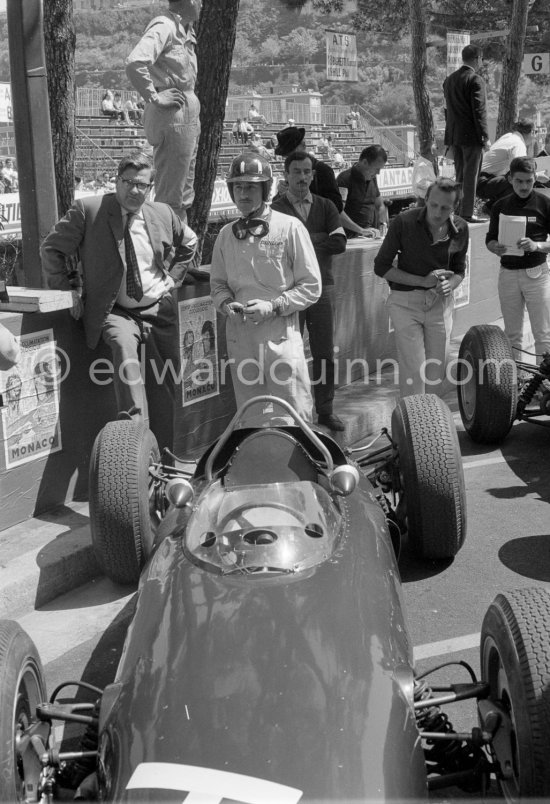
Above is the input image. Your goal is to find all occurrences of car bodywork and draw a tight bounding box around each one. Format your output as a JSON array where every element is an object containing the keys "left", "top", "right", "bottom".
[{"left": 2, "top": 395, "right": 550, "bottom": 802}]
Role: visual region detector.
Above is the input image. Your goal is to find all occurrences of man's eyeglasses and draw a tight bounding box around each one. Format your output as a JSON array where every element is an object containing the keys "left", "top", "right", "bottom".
[
  {"left": 232, "top": 217, "right": 269, "bottom": 240},
  {"left": 119, "top": 177, "right": 153, "bottom": 192}
]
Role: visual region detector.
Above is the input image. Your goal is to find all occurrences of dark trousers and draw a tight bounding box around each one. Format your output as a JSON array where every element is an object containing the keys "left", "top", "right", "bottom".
[
  {"left": 299, "top": 285, "right": 336, "bottom": 416},
  {"left": 101, "top": 294, "right": 180, "bottom": 451},
  {"left": 476, "top": 174, "right": 511, "bottom": 208},
  {"left": 453, "top": 144, "right": 483, "bottom": 217}
]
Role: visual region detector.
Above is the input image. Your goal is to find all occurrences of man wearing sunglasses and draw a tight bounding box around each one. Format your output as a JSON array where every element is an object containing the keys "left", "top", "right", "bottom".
[
  {"left": 40, "top": 153, "right": 197, "bottom": 453},
  {"left": 210, "top": 154, "right": 321, "bottom": 424}
]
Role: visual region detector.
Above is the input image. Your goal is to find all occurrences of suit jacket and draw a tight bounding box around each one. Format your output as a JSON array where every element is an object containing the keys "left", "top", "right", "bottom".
[
  {"left": 41, "top": 194, "right": 196, "bottom": 349},
  {"left": 443, "top": 65, "right": 488, "bottom": 147}
]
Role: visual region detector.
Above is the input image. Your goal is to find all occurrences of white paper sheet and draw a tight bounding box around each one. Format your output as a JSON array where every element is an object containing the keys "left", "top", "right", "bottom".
[{"left": 498, "top": 214, "right": 526, "bottom": 256}]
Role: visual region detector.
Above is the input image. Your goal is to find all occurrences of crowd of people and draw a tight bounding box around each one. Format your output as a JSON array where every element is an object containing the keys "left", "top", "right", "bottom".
[{"left": 31, "top": 23, "right": 550, "bottom": 447}]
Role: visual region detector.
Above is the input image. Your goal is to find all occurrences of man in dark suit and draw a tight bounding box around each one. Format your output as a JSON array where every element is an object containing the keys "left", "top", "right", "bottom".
[
  {"left": 40, "top": 153, "right": 197, "bottom": 451},
  {"left": 272, "top": 151, "right": 347, "bottom": 431},
  {"left": 443, "top": 44, "right": 490, "bottom": 222}
]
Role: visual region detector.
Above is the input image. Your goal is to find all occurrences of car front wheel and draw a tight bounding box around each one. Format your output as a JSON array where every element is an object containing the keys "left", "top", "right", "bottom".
[
  {"left": 481, "top": 588, "right": 550, "bottom": 801},
  {"left": 0, "top": 620, "right": 47, "bottom": 802},
  {"left": 89, "top": 420, "right": 161, "bottom": 585},
  {"left": 391, "top": 394, "right": 466, "bottom": 560}
]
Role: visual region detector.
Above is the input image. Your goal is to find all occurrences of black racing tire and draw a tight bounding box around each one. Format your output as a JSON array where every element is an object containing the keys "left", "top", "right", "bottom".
[
  {"left": 391, "top": 394, "right": 466, "bottom": 560},
  {"left": 0, "top": 620, "right": 47, "bottom": 802},
  {"left": 480, "top": 588, "right": 550, "bottom": 801},
  {"left": 89, "top": 420, "right": 160, "bottom": 585},
  {"left": 457, "top": 325, "right": 517, "bottom": 443}
]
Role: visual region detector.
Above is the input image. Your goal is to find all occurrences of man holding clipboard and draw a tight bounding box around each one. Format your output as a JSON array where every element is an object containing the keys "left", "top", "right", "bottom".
[{"left": 486, "top": 156, "right": 550, "bottom": 359}]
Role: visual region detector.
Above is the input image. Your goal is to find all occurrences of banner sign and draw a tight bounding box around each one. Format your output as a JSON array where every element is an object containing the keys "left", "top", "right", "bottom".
[
  {"left": 326, "top": 30, "right": 358, "bottom": 82},
  {"left": 446, "top": 31, "right": 470, "bottom": 75},
  {"left": 0, "top": 83, "right": 12, "bottom": 123}
]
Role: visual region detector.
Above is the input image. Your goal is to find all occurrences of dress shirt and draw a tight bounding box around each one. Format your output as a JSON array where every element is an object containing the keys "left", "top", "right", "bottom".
[
  {"left": 481, "top": 132, "right": 527, "bottom": 177},
  {"left": 116, "top": 208, "right": 174, "bottom": 308},
  {"left": 286, "top": 189, "right": 313, "bottom": 222}
]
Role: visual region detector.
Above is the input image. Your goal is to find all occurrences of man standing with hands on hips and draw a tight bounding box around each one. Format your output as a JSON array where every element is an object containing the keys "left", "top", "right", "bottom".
[
  {"left": 126, "top": 0, "right": 202, "bottom": 223},
  {"left": 210, "top": 154, "right": 321, "bottom": 424}
]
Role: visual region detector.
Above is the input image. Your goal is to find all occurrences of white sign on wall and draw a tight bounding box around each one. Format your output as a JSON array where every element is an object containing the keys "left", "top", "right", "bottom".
[
  {"left": 326, "top": 30, "right": 358, "bottom": 82},
  {"left": 522, "top": 53, "right": 550, "bottom": 75},
  {"left": 0, "top": 83, "right": 12, "bottom": 123},
  {"left": 446, "top": 31, "right": 470, "bottom": 75}
]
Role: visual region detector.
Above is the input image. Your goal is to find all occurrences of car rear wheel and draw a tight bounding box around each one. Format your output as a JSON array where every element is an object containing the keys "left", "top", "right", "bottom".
[
  {"left": 457, "top": 325, "right": 517, "bottom": 443},
  {"left": 480, "top": 588, "right": 550, "bottom": 801},
  {"left": 391, "top": 394, "right": 466, "bottom": 560},
  {"left": 89, "top": 420, "right": 161, "bottom": 585},
  {"left": 0, "top": 620, "right": 47, "bottom": 802}
]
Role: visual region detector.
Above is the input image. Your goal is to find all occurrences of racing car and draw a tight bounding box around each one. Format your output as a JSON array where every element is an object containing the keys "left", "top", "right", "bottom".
[
  {"left": 457, "top": 323, "right": 550, "bottom": 443},
  {"left": 2, "top": 394, "right": 550, "bottom": 802}
]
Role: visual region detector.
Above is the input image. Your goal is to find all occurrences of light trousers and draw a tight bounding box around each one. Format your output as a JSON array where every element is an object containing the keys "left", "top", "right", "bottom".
[
  {"left": 225, "top": 312, "right": 313, "bottom": 425},
  {"left": 498, "top": 265, "right": 550, "bottom": 359},
  {"left": 388, "top": 289, "right": 454, "bottom": 397}
]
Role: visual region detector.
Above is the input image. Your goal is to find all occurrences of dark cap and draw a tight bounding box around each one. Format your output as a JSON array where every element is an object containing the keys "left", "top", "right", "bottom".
[{"left": 274, "top": 126, "right": 306, "bottom": 156}]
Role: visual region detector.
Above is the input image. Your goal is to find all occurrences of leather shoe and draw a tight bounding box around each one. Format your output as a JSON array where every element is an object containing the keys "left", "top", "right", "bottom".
[
  {"left": 317, "top": 413, "right": 345, "bottom": 431},
  {"left": 462, "top": 215, "right": 488, "bottom": 223}
]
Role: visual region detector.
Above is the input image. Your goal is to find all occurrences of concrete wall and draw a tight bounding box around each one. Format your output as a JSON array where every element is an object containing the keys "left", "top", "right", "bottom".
[{"left": 0, "top": 224, "right": 500, "bottom": 530}]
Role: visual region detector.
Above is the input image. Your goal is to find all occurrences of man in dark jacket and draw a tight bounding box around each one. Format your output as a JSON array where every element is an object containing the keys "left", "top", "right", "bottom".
[
  {"left": 272, "top": 151, "right": 347, "bottom": 430},
  {"left": 41, "top": 153, "right": 197, "bottom": 450},
  {"left": 273, "top": 125, "right": 343, "bottom": 212},
  {"left": 443, "top": 44, "right": 490, "bottom": 222}
]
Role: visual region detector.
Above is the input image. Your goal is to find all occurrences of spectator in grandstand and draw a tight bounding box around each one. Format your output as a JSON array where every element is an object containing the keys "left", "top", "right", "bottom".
[
  {"left": 272, "top": 150, "right": 347, "bottom": 431},
  {"left": 40, "top": 153, "right": 197, "bottom": 452},
  {"left": 100, "top": 90, "right": 125, "bottom": 123},
  {"left": 124, "top": 92, "right": 143, "bottom": 124},
  {"left": 247, "top": 133, "right": 272, "bottom": 161},
  {"left": 374, "top": 177, "right": 467, "bottom": 396},
  {"left": 248, "top": 103, "right": 268, "bottom": 126},
  {"left": 126, "top": 0, "right": 202, "bottom": 223},
  {"left": 476, "top": 119, "right": 534, "bottom": 211},
  {"left": 113, "top": 92, "right": 131, "bottom": 125},
  {"left": 1, "top": 158, "right": 18, "bottom": 191},
  {"left": 232, "top": 119, "right": 243, "bottom": 143},
  {"left": 337, "top": 144, "right": 388, "bottom": 237},
  {"left": 316, "top": 134, "right": 330, "bottom": 157},
  {"left": 210, "top": 152, "right": 320, "bottom": 424},
  {"left": 443, "top": 44, "right": 490, "bottom": 222},
  {"left": 411, "top": 141, "right": 438, "bottom": 206},
  {"left": 273, "top": 125, "right": 343, "bottom": 212},
  {"left": 332, "top": 149, "right": 345, "bottom": 169}
]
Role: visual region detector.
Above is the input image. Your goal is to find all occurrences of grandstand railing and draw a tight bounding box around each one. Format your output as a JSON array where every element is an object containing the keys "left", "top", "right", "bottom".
[{"left": 75, "top": 126, "right": 118, "bottom": 177}]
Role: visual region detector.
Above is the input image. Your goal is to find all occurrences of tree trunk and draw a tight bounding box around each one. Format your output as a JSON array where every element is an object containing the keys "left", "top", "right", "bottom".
[
  {"left": 43, "top": 0, "right": 76, "bottom": 217},
  {"left": 496, "top": 0, "right": 529, "bottom": 139},
  {"left": 407, "top": 0, "right": 434, "bottom": 154},
  {"left": 189, "top": 0, "right": 241, "bottom": 264}
]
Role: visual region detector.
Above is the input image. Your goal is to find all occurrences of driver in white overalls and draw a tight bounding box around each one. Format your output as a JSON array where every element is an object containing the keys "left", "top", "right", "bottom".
[{"left": 210, "top": 154, "right": 321, "bottom": 423}]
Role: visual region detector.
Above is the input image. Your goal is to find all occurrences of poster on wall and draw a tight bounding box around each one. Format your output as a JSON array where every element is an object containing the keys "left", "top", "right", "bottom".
[
  {"left": 454, "top": 239, "right": 471, "bottom": 309},
  {"left": 178, "top": 297, "right": 219, "bottom": 407},
  {"left": 326, "top": 30, "right": 358, "bottom": 82},
  {"left": 0, "top": 329, "right": 62, "bottom": 469}
]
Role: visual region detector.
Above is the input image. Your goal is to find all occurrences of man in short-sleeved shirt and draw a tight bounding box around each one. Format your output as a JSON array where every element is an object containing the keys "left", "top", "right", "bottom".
[{"left": 337, "top": 144, "right": 388, "bottom": 237}]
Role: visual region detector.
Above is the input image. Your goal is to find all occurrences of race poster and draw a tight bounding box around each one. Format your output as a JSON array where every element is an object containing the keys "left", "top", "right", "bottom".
[
  {"left": 0, "top": 329, "right": 62, "bottom": 469},
  {"left": 454, "top": 238, "right": 471, "bottom": 309},
  {"left": 326, "top": 30, "right": 358, "bottom": 82},
  {"left": 178, "top": 297, "right": 219, "bottom": 407}
]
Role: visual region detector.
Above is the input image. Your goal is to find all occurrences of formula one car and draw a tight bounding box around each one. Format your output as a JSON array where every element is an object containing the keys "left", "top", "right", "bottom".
[
  {"left": 457, "top": 323, "right": 550, "bottom": 443},
  {"left": 2, "top": 395, "right": 550, "bottom": 802}
]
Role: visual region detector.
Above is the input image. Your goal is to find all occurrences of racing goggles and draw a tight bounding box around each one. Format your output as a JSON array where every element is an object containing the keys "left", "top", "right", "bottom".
[{"left": 232, "top": 217, "right": 270, "bottom": 240}]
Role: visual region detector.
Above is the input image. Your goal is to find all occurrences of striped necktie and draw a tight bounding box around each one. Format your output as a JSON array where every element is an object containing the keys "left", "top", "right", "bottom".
[{"left": 124, "top": 213, "right": 143, "bottom": 301}]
